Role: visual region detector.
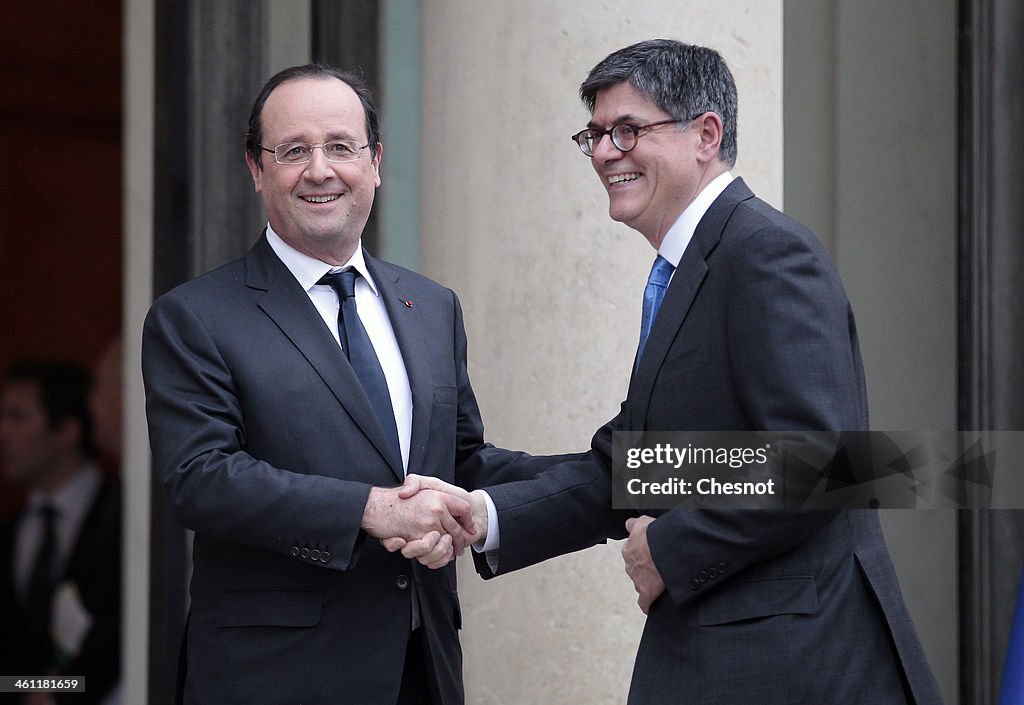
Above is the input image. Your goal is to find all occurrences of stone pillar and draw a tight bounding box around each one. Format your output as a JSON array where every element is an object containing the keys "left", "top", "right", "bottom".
[
  {"left": 421, "top": 3, "right": 782, "bottom": 702},
  {"left": 959, "top": 0, "right": 1024, "bottom": 702},
  {"left": 784, "top": 1, "right": 961, "bottom": 701}
]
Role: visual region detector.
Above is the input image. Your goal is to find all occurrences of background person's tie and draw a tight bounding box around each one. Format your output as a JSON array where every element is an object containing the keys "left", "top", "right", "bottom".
[
  {"left": 319, "top": 269, "right": 402, "bottom": 465},
  {"left": 26, "top": 504, "right": 57, "bottom": 658},
  {"left": 638, "top": 254, "right": 675, "bottom": 360}
]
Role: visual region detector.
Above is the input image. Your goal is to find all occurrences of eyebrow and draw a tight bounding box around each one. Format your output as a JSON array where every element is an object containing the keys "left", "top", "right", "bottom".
[
  {"left": 586, "top": 113, "right": 646, "bottom": 129},
  {"left": 275, "top": 130, "right": 363, "bottom": 144},
  {"left": 324, "top": 130, "right": 362, "bottom": 142}
]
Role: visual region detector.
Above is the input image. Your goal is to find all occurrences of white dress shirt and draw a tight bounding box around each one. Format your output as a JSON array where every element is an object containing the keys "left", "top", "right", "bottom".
[
  {"left": 266, "top": 225, "right": 413, "bottom": 472},
  {"left": 478, "top": 171, "right": 736, "bottom": 557},
  {"left": 657, "top": 171, "right": 734, "bottom": 269},
  {"left": 14, "top": 464, "right": 102, "bottom": 603}
]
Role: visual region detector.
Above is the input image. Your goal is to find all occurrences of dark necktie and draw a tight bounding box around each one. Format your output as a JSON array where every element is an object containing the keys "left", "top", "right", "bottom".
[
  {"left": 319, "top": 269, "right": 401, "bottom": 464},
  {"left": 26, "top": 505, "right": 57, "bottom": 652},
  {"left": 638, "top": 255, "right": 675, "bottom": 360}
]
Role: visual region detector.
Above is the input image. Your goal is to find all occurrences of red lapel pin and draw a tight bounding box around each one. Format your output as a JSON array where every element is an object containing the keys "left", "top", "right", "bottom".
[{"left": 403, "top": 300, "right": 413, "bottom": 309}]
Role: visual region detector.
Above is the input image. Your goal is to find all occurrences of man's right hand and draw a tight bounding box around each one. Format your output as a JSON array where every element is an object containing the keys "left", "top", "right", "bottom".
[
  {"left": 380, "top": 475, "right": 489, "bottom": 565},
  {"left": 361, "top": 484, "right": 475, "bottom": 552}
]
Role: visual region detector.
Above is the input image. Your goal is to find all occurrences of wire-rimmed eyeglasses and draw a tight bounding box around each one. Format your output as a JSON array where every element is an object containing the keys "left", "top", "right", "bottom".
[{"left": 258, "top": 140, "right": 370, "bottom": 165}]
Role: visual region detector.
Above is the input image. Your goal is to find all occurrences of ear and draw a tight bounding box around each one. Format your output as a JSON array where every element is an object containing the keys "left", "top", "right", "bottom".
[
  {"left": 245, "top": 150, "right": 264, "bottom": 193},
  {"left": 693, "top": 112, "right": 724, "bottom": 164},
  {"left": 371, "top": 142, "right": 383, "bottom": 188}
]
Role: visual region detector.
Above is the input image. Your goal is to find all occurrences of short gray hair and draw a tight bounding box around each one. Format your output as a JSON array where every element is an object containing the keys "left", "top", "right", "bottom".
[{"left": 580, "top": 39, "right": 738, "bottom": 167}]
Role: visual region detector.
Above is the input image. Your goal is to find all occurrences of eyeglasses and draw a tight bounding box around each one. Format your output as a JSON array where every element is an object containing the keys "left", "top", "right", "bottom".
[
  {"left": 570, "top": 116, "right": 702, "bottom": 157},
  {"left": 258, "top": 140, "right": 370, "bottom": 165}
]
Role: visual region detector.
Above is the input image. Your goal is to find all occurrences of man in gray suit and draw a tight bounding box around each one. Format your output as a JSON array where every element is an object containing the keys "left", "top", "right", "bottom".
[
  {"left": 396, "top": 40, "right": 943, "bottom": 705},
  {"left": 142, "top": 64, "right": 546, "bottom": 705}
]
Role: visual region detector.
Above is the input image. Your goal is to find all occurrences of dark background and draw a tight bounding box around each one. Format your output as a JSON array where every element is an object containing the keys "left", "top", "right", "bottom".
[{"left": 0, "top": 0, "right": 123, "bottom": 518}]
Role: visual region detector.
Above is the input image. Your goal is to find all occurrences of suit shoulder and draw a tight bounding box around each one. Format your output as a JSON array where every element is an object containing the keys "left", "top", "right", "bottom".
[
  {"left": 372, "top": 258, "right": 446, "bottom": 289},
  {"left": 727, "top": 197, "right": 831, "bottom": 259},
  {"left": 733, "top": 195, "right": 810, "bottom": 236},
  {"left": 371, "top": 258, "right": 459, "bottom": 303}
]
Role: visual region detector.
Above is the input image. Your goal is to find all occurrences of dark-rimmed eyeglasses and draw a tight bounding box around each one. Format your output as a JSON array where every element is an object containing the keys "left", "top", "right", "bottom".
[
  {"left": 258, "top": 140, "right": 370, "bottom": 165},
  {"left": 570, "top": 115, "right": 702, "bottom": 157}
]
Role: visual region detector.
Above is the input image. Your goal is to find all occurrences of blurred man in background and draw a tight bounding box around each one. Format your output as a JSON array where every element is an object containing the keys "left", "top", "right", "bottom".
[{"left": 0, "top": 361, "right": 120, "bottom": 705}]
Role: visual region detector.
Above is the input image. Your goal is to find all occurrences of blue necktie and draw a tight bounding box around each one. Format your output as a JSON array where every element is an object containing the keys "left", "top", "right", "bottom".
[
  {"left": 638, "top": 255, "right": 675, "bottom": 360},
  {"left": 319, "top": 270, "right": 401, "bottom": 464}
]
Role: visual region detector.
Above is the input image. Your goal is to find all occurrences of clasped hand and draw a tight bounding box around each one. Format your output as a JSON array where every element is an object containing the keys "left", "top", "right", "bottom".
[
  {"left": 368, "top": 475, "right": 488, "bottom": 569},
  {"left": 367, "top": 477, "right": 667, "bottom": 613}
]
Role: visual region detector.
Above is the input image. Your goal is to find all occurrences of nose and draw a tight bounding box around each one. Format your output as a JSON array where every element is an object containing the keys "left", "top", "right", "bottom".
[
  {"left": 303, "top": 146, "right": 335, "bottom": 181},
  {"left": 590, "top": 132, "right": 622, "bottom": 163}
]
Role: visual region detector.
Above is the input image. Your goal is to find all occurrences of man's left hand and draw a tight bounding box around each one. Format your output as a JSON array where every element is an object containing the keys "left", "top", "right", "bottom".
[{"left": 623, "top": 515, "right": 665, "bottom": 615}]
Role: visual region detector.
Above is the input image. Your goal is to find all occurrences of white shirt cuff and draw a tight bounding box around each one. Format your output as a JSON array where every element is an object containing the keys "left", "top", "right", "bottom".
[{"left": 473, "top": 490, "right": 500, "bottom": 553}]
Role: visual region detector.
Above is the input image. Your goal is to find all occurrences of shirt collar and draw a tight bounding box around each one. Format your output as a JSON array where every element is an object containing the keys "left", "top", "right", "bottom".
[
  {"left": 265, "top": 224, "right": 379, "bottom": 297},
  {"left": 658, "top": 171, "right": 735, "bottom": 267},
  {"left": 26, "top": 463, "right": 101, "bottom": 516}
]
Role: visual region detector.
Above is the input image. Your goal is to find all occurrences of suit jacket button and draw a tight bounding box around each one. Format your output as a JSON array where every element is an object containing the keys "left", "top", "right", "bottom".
[
  {"left": 718, "top": 562, "right": 728, "bottom": 572},
  {"left": 707, "top": 567, "right": 719, "bottom": 578},
  {"left": 396, "top": 574, "right": 410, "bottom": 590},
  {"left": 290, "top": 546, "right": 300, "bottom": 558},
  {"left": 698, "top": 571, "right": 709, "bottom": 583},
  {"left": 300, "top": 547, "right": 310, "bottom": 559},
  {"left": 320, "top": 551, "right": 331, "bottom": 563},
  {"left": 689, "top": 578, "right": 701, "bottom": 591},
  {"left": 310, "top": 549, "right": 321, "bottom": 561}
]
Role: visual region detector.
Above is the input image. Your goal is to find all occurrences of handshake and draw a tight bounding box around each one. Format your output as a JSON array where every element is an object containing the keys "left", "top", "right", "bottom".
[
  {"left": 360, "top": 475, "right": 665, "bottom": 613},
  {"left": 360, "top": 475, "right": 488, "bottom": 569}
]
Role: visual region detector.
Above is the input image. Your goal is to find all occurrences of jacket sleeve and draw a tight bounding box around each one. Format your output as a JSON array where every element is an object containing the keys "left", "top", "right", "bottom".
[
  {"left": 142, "top": 290, "right": 372, "bottom": 571},
  {"left": 467, "top": 403, "right": 633, "bottom": 579}
]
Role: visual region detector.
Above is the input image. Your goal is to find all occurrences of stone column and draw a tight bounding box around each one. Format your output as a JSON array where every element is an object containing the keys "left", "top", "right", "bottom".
[{"left": 421, "top": 3, "right": 782, "bottom": 702}]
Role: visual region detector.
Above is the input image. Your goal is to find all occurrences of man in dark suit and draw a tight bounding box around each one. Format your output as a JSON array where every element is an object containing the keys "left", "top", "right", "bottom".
[
  {"left": 0, "top": 361, "right": 121, "bottom": 705},
  {"left": 397, "top": 40, "right": 943, "bottom": 705},
  {"left": 142, "top": 65, "right": 547, "bottom": 705}
]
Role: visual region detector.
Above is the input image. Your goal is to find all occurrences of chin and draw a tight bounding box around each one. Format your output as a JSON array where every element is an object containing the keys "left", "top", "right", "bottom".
[
  {"left": 607, "top": 204, "right": 627, "bottom": 222},
  {"left": 608, "top": 208, "right": 636, "bottom": 226}
]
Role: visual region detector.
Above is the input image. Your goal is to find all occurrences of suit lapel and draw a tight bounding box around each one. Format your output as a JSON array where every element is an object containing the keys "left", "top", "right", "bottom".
[
  {"left": 627, "top": 178, "right": 756, "bottom": 430},
  {"left": 365, "top": 254, "right": 434, "bottom": 479},
  {"left": 244, "top": 235, "right": 404, "bottom": 479}
]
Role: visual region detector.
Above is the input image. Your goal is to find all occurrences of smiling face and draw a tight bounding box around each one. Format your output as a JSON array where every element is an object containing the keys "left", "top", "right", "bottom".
[
  {"left": 246, "top": 77, "right": 382, "bottom": 265},
  {"left": 589, "top": 81, "right": 718, "bottom": 248}
]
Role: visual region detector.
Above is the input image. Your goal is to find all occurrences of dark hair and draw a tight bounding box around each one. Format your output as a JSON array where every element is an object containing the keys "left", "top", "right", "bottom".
[
  {"left": 5, "top": 361, "right": 95, "bottom": 457},
  {"left": 245, "top": 64, "right": 381, "bottom": 169},
  {"left": 580, "top": 39, "right": 738, "bottom": 167}
]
